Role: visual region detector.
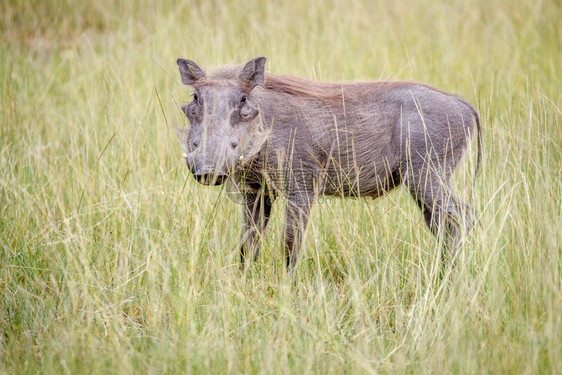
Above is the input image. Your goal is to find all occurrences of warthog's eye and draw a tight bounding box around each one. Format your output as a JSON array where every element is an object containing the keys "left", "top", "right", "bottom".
[
  {"left": 193, "top": 93, "right": 199, "bottom": 103},
  {"left": 240, "top": 95, "right": 247, "bottom": 104}
]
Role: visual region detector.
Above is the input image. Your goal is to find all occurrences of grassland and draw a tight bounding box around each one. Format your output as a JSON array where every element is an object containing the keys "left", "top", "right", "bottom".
[{"left": 1, "top": 0, "right": 561, "bottom": 373}]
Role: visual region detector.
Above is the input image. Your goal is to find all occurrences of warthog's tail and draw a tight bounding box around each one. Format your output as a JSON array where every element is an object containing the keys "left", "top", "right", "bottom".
[
  {"left": 473, "top": 106, "right": 482, "bottom": 180},
  {"left": 459, "top": 98, "right": 482, "bottom": 181}
]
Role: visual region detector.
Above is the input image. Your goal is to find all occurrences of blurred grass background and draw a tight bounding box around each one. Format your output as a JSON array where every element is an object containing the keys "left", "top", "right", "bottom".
[{"left": 1, "top": 0, "right": 561, "bottom": 373}]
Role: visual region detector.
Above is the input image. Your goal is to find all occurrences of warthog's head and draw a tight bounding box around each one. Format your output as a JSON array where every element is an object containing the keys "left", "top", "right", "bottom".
[{"left": 176, "top": 57, "right": 268, "bottom": 186}]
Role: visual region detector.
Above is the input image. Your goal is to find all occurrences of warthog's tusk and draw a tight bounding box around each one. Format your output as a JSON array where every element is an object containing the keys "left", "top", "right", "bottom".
[
  {"left": 239, "top": 154, "right": 244, "bottom": 162},
  {"left": 182, "top": 153, "right": 188, "bottom": 158}
]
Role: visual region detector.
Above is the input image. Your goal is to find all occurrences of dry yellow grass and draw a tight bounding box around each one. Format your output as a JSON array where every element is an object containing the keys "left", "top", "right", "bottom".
[{"left": 1, "top": 0, "right": 561, "bottom": 373}]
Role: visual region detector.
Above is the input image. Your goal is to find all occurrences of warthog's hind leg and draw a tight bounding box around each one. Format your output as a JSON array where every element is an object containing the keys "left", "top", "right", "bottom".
[
  {"left": 405, "top": 168, "right": 475, "bottom": 267},
  {"left": 417, "top": 193, "right": 475, "bottom": 264}
]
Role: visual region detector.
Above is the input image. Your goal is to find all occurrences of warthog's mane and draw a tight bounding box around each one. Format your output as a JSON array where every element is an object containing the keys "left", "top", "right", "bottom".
[{"left": 201, "top": 64, "right": 407, "bottom": 105}]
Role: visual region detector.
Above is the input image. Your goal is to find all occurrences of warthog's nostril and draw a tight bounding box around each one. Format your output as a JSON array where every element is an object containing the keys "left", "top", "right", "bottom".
[
  {"left": 230, "top": 141, "right": 238, "bottom": 149},
  {"left": 192, "top": 141, "right": 199, "bottom": 148},
  {"left": 193, "top": 173, "right": 226, "bottom": 186}
]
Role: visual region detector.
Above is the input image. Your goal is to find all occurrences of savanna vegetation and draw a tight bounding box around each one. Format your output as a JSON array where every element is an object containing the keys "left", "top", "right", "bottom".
[{"left": 1, "top": 0, "right": 560, "bottom": 373}]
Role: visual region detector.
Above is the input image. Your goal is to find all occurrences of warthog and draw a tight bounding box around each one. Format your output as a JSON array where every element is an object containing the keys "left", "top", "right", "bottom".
[{"left": 176, "top": 57, "right": 481, "bottom": 271}]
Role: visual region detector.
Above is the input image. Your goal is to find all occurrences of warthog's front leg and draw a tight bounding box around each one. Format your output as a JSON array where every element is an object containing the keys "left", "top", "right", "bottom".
[
  {"left": 283, "top": 195, "right": 313, "bottom": 272},
  {"left": 240, "top": 191, "right": 273, "bottom": 269}
]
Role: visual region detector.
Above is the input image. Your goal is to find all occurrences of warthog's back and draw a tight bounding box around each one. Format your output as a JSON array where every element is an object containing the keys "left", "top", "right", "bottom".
[{"left": 248, "top": 74, "right": 479, "bottom": 198}]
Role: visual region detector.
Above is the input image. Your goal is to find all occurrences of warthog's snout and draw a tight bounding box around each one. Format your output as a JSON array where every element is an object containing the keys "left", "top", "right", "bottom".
[
  {"left": 185, "top": 157, "right": 229, "bottom": 186},
  {"left": 192, "top": 170, "right": 227, "bottom": 186}
]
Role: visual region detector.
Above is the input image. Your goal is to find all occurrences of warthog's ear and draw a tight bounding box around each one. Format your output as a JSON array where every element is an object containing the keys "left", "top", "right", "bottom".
[
  {"left": 239, "top": 57, "right": 266, "bottom": 89},
  {"left": 177, "top": 58, "right": 206, "bottom": 85},
  {"left": 175, "top": 127, "right": 190, "bottom": 155}
]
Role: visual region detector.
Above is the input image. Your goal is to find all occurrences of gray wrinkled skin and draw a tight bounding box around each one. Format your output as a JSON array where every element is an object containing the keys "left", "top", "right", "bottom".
[{"left": 176, "top": 57, "right": 482, "bottom": 272}]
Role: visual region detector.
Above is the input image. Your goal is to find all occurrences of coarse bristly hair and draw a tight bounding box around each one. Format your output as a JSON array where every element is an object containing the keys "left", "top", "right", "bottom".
[{"left": 177, "top": 57, "right": 482, "bottom": 272}]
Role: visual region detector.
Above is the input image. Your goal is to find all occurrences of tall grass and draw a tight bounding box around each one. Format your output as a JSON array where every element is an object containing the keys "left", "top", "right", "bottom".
[{"left": 1, "top": 0, "right": 560, "bottom": 373}]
